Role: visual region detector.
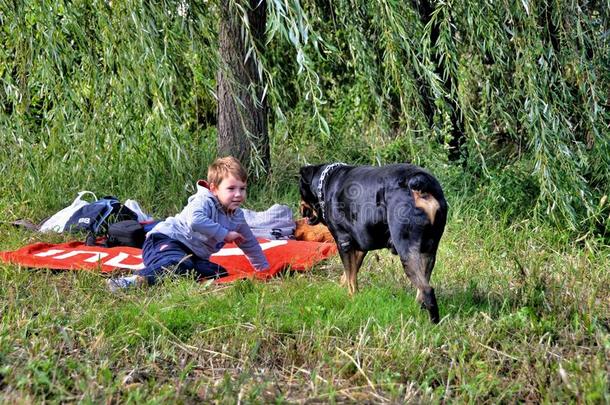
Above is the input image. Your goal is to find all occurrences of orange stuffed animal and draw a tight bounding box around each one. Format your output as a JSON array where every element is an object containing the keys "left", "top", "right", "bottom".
[{"left": 294, "top": 218, "right": 334, "bottom": 243}]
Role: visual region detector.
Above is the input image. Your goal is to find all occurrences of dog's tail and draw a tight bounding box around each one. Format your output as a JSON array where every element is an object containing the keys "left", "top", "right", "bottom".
[{"left": 408, "top": 175, "right": 442, "bottom": 225}]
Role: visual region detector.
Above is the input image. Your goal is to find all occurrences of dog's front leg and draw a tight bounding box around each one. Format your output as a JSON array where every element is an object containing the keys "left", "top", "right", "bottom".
[
  {"left": 338, "top": 249, "right": 367, "bottom": 295},
  {"left": 339, "top": 272, "right": 347, "bottom": 287}
]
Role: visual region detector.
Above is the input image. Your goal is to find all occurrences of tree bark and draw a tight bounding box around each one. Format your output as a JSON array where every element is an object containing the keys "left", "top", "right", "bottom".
[{"left": 217, "top": 0, "right": 270, "bottom": 178}]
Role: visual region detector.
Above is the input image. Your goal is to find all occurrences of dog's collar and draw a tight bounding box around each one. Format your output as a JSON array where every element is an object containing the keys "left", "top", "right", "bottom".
[{"left": 316, "top": 163, "right": 346, "bottom": 221}]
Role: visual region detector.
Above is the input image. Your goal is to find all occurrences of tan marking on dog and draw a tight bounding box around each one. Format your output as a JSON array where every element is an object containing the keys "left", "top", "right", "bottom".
[
  {"left": 299, "top": 200, "right": 319, "bottom": 223},
  {"left": 341, "top": 249, "right": 367, "bottom": 296},
  {"left": 299, "top": 200, "right": 309, "bottom": 216},
  {"left": 411, "top": 190, "right": 440, "bottom": 225}
]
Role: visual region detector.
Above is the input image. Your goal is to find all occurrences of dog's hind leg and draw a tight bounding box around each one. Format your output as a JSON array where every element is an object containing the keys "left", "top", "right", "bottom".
[
  {"left": 415, "top": 253, "right": 436, "bottom": 304},
  {"left": 338, "top": 249, "right": 367, "bottom": 295},
  {"left": 400, "top": 247, "right": 440, "bottom": 323},
  {"left": 387, "top": 224, "right": 440, "bottom": 323}
]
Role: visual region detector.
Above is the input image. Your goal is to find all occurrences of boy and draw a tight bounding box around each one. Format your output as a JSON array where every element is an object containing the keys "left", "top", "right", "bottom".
[{"left": 107, "top": 156, "right": 269, "bottom": 291}]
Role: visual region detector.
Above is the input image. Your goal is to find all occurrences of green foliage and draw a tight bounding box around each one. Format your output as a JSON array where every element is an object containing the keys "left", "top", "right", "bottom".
[
  {"left": 265, "top": 0, "right": 610, "bottom": 234},
  {"left": 1, "top": 0, "right": 608, "bottom": 234},
  {"left": 0, "top": 0, "right": 220, "bottom": 218},
  {"left": 1, "top": 2, "right": 608, "bottom": 399}
]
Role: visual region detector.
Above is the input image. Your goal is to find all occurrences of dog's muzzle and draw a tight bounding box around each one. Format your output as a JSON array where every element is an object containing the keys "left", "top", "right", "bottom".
[{"left": 300, "top": 201, "right": 321, "bottom": 225}]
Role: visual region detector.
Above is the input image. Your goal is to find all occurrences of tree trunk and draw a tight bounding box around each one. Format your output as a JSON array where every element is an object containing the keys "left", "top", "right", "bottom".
[{"left": 217, "top": 0, "right": 270, "bottom": 178}]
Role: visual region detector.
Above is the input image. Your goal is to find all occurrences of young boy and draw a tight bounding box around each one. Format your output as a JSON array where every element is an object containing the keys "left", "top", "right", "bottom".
[{"left": 107, "top": 156, "right": 269, "bottom": 291}]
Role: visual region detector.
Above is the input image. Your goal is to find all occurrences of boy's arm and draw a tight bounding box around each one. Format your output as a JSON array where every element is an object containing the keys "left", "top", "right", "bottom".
[
  {"left": 236, "top": 220, "right": 270, "bottom": 271},
  {"left": 190, "top": 200, "right": 228, "bottom": 242}
]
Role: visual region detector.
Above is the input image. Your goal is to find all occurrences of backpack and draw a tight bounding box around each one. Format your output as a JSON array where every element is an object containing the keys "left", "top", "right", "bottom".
[
  {"left": 64, "top": 196, "right": 139, "bottom": 245},
  {"left": 106, "top": 220, "right": 145, "bottom": 248}
]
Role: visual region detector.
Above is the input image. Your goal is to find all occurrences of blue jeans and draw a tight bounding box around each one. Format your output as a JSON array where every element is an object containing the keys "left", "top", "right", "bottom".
[{"left": 136, "top": 233, "right": 227, "bottom": 285}]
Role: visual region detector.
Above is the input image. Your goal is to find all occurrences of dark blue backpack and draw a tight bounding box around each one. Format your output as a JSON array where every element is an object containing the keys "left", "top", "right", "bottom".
[{"left": 65, "top": 196, "right": 138, "bottom": 245}]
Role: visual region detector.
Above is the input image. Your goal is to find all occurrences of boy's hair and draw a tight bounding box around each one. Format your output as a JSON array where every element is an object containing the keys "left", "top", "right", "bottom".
[{"left": 207, "top": 156, "right": 248, "bottom": 185}]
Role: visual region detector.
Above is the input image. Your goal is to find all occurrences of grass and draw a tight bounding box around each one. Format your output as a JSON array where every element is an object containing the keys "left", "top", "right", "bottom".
[{"left": 1, "top": 202, "right": 608, "bottom": 403}]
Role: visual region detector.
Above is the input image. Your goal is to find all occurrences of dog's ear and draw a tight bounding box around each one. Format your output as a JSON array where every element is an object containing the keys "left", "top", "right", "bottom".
[
  {"left": 299, "top": 165, "right": 319, "bottom": 185},
  {"left": 299, "top": 165, "right": 321, "bottom": 199}
]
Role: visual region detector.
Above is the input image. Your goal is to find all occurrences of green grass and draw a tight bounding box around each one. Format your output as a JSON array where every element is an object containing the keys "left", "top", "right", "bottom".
[{"left": 1, "top": 203, "right": 608, "bottom": 403}]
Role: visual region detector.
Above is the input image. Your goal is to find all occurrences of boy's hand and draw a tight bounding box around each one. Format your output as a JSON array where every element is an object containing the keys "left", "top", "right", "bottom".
[{"left": 224, "top": 231, "right": 245, "bottom": 244}]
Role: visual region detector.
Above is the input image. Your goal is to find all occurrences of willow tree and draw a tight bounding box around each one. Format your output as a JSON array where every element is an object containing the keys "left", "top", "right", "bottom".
[
  {"left": 1, "top": 0, "right": 608, "bottom": 234},
  {"left": 270, "top": 0, "right": 609, "bottom": 233},
  {"left": 217, "top": 0, "right": 269, "bottom": 178}
]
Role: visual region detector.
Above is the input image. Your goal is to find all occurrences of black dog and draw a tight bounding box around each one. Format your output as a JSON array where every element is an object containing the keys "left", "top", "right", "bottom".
[{"left": 299, "top": 163, "right": 447, "bottom": 323}]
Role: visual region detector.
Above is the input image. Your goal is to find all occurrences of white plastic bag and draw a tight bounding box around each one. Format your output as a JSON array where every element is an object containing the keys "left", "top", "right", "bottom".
[
  {"left": 39, "top": 191, "right": 97, "bottom": 233},
  {"left": 124, "top": 199, "right": 153, "bottom": 222}
]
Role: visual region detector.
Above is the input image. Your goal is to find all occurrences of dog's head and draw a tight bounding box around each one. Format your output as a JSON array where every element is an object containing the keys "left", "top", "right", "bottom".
[{"left": 298, "top": 164, "right": 325, "bottom": 225}]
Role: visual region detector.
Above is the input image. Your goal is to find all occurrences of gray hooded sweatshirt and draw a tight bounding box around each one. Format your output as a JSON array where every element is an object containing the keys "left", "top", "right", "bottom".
[{"left": 148, "top": 181, "right": 269, "bottom": 271}]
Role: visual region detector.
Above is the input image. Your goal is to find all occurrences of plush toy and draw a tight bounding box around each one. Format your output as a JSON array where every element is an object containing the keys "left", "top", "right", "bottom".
[{"left": 294, "top": 218, "right": 334, "bottom": 243}]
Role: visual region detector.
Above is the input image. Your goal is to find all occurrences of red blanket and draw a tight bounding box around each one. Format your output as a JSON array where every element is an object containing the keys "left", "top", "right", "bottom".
[{"left": 0, "top": 239, "right": 337, "bottom": 283}]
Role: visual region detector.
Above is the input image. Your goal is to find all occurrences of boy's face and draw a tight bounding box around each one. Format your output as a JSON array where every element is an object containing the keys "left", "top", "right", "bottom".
[{"left": 210, "top": 174, "right": 247, "bottom": 212}]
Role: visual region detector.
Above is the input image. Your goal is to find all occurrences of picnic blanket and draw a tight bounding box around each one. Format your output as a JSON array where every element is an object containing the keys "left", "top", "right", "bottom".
[{"left": 0, "top": 239, "right": 337, "bottom": 283}]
